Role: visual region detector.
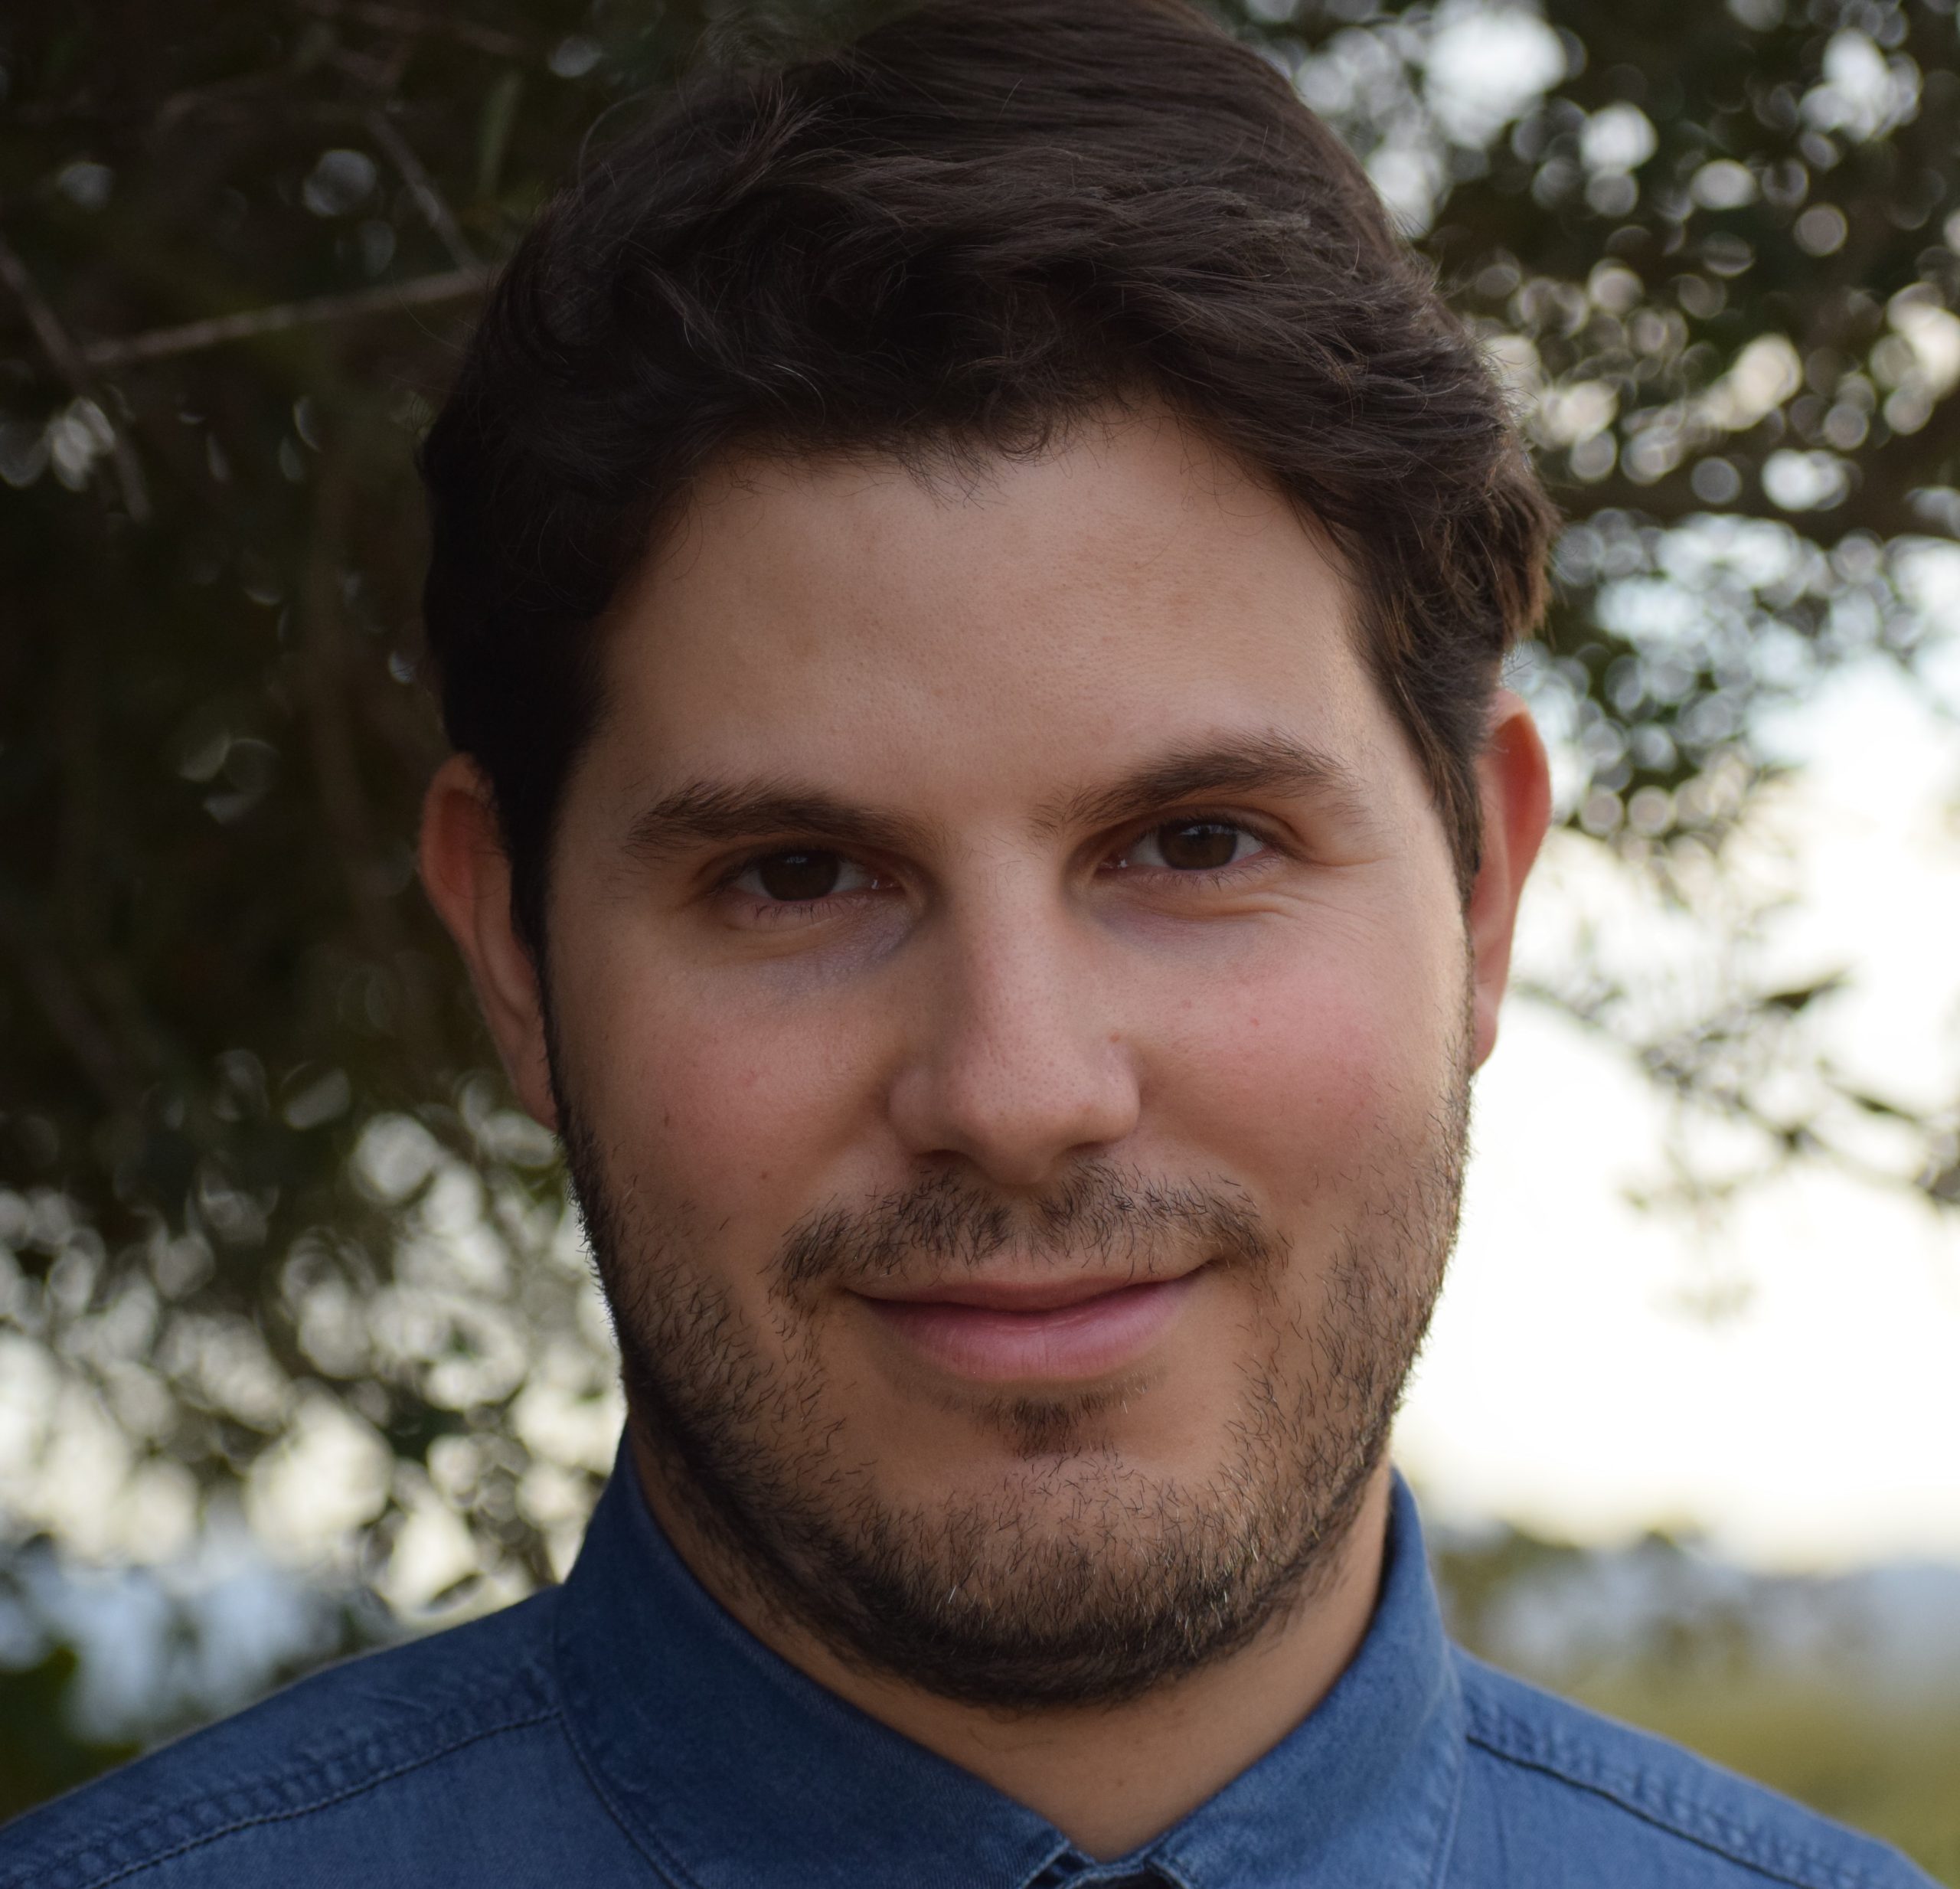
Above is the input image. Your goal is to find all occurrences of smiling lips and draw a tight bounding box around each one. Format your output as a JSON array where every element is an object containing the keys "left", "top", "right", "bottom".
[{"left": 857, "top": 1270, "right": 1204, "bottom": 1382}]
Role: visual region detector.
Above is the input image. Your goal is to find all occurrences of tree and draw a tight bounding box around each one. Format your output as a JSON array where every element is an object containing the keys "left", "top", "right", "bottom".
[{"left": 1, "top": 0, "right": 1955, "bottom": 1638}]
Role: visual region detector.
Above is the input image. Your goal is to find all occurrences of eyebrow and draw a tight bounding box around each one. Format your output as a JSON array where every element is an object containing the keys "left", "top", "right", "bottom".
[
  {"left": 1034, "top": 730, "right": 1374, "bottom": 836},
  {"left": 620, "top": 730, "right": 1372, "bottom": 867},
  {"left": 622, "top": 780, "right": 939, "bottom": 864}
]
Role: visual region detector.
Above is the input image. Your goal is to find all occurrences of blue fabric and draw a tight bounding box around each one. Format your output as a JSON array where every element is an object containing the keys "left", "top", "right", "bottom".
[{"left": 1, "top": 1456, "right": 1934, "bottom": 1888}]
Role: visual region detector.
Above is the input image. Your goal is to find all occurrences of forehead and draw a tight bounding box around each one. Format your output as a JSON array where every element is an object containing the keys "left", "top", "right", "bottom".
[{"left": 583, "top": 408, "right": 1409, "bottom": 820}]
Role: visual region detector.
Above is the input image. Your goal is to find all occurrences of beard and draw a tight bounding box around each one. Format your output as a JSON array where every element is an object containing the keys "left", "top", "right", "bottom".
[{"left": 555, "top": 1027, "right": 1469, "bottom": 1712}]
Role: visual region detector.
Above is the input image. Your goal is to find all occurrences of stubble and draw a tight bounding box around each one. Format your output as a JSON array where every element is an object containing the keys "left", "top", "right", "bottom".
[{"left": 556, "top": 1025, "right": 1468, "bottom": 1710}]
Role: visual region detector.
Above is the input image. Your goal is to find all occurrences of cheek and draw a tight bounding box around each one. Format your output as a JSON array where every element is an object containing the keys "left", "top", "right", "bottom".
[
  {"left": 1146, "top": 920, "right": 1462, "bottom": 1204},
  {"left": 557, "top": 948, "right": 885, "bottom": 1272}
]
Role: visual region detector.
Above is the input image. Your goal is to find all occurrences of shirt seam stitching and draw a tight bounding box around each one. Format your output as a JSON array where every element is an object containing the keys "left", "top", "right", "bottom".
[
  {"left": 553, "top": 1701, "right": 704, "bottom": 1889},
  {"left": 1426, "top": 1714, "right": 1468, "bottom": 1889},
  {"left": 550, "top": 1611, "right": 704, "bottom": 1889},
  {"left": 9, "top": 1702, "right": 558, "bottom": 1889},
  {"left": 1462, "top": 1724, "right": 1886, "bottom": 1889}
]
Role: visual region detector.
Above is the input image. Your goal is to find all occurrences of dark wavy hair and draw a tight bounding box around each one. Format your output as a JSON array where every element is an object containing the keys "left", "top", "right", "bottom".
[{"left": 420, "top": 0, "right": 1555, "bottom": 960}]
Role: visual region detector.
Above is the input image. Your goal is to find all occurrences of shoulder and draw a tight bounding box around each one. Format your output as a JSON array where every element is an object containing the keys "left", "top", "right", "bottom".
[
  {"left": 0, "top": 1590, "right": 609, "bottom": 1889},
  {"left": 1449, "top": 1649, "right": 1937, "bottom": 1888}
]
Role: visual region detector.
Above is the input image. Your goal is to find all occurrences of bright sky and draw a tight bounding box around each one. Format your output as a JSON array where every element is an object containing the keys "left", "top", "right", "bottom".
[{"left": 1399, "top": 652, "right": 1960, "bottom": 1570}]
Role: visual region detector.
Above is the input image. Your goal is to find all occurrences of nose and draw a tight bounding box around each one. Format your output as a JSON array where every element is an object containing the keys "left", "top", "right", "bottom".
[{"left": 885, "top": 898, "right": 1142, "bottom": 1188}]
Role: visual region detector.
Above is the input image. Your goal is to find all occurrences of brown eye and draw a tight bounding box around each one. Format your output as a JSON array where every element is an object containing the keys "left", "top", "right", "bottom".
[
  {"left": 1152, "top": 821, "right": 1246, "bottom": 871},
  {"left": 753, "top": 851, "right": 844, "bottom": 901}
]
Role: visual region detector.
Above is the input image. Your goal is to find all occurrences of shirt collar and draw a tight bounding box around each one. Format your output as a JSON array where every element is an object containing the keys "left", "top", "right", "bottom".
[{"left": 554, "top": 1449, "right": 1462, "bottom": 1889}]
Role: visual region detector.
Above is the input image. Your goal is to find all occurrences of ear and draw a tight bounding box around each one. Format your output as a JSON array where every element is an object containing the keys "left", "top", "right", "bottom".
[
  {"left": 417, "top": 754, "right": 560, "bottom": 1130},
  {"left": 1466, "top": 690, "right": 1552, "bottom": 1068}
]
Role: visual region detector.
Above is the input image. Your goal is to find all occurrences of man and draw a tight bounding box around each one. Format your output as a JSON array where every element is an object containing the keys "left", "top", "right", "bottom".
[{"left": 2, "top": 2, "right": 1933, "bottom": 1884}]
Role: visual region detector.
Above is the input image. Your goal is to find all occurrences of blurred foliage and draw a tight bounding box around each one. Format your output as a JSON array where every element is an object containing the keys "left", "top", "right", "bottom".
[
  {"left": 0, "top": 1530, "right": 386, "bottom": 1822},
  {"left": 1, "top": 0, "right": 1958, "bottom": 1792},
  {"left": 0, "top": 1646, "right": 135, "bottom": 1824}
]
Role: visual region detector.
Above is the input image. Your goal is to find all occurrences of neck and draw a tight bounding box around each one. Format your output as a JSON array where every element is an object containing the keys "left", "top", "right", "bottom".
[{"left": 626, "top": 1432, "right": 1393, "bottom": 1861}]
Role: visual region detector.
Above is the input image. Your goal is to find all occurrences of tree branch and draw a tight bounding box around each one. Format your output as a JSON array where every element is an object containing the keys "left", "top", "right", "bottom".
[
  {"left": 0, "top": 890, "right": 140, "bottom": 1118},
  {"left": 155, "top": 67, "right": 288, "bottom": 132},
  {"left": 0, "top": 225, "right": 151, "bottom": 522},
  {"left": 292, "top": 0, "right": 532, "bottom": 60},
  {"left": 299, "top": 454, "right": 444, "bottom": 1077},
  {"left": 79, "top": 267, "right": 491, "bottom": 368},
  {"left": 366, "top": 110, "right": 479, "bottom": 272}
]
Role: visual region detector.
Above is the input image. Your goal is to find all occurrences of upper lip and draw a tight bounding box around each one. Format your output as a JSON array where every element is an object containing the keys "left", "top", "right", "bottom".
[{"left": 852, "top": 1268, "right": 1200, "bottom": 1313}]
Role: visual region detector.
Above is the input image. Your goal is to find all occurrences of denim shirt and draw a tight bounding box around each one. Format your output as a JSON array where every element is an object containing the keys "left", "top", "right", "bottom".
[{"left": 2, "top": 1456, "right": 1933, "bottom": 1889}]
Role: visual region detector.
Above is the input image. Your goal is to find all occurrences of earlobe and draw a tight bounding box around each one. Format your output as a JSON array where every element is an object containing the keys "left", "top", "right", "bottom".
[
  {"left": 1465, "top": 691, "right": 1552, "bottom": 1068},
  {"left": 417, "top": 755, "right": 560, "bottom": 1131}
]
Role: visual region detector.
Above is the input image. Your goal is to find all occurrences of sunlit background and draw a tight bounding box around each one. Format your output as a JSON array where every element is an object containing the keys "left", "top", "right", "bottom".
[{"left": 2, "top": 0, "right": 1956, "bottom": 1876}]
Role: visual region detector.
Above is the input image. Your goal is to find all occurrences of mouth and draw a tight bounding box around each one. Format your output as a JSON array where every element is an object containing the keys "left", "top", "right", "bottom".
[{"left": 853, "top": 1266, "right": 1208, "bottom": 1383}]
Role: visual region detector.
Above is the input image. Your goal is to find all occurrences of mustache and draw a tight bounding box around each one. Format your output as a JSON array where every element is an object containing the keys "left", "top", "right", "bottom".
[{"left": 771, "top": 1163, "right": 1285, "bottom": 1296}]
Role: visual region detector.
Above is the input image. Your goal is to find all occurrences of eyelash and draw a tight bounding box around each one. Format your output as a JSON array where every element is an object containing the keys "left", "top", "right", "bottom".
[
  {"left": 1106, "top": 813, "right": 1279, "bottom": 881},
  {"left": 716, "top": 814, "right": 1282, "bottom": 919},
  {"left": 714, "top": 851, "right": 889, "bottom": 928}
]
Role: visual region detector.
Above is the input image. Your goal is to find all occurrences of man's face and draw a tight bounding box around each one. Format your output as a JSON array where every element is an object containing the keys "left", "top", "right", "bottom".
[{"left": 490, "top": 411, "right": 1512, "bottom": 1705}]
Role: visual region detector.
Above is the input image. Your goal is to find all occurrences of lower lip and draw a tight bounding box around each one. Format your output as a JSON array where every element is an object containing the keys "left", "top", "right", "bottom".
[{"left": 859, "top": 1273, "right": 1203, "bottom": 1383}]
